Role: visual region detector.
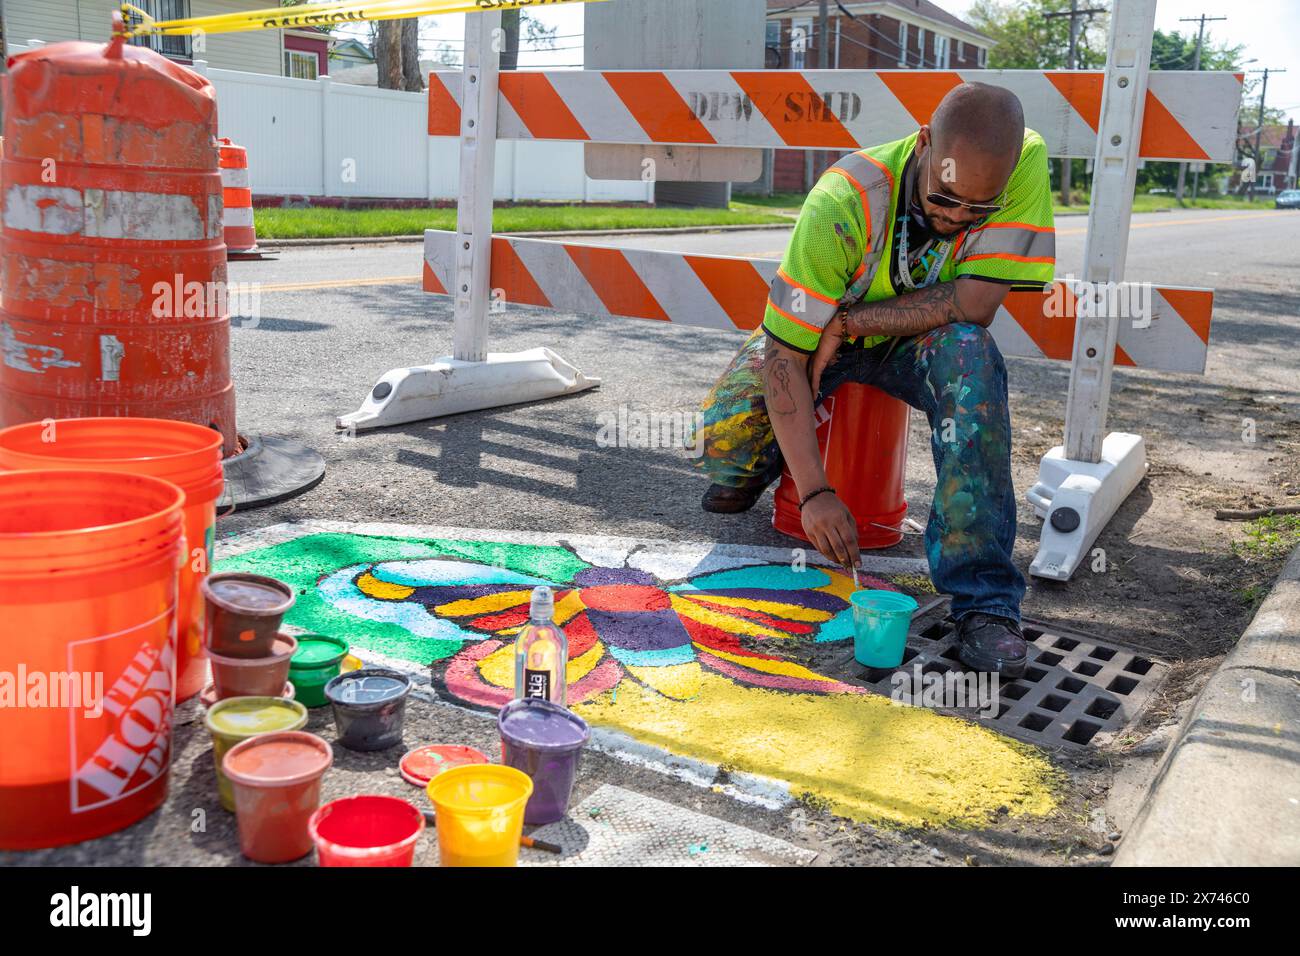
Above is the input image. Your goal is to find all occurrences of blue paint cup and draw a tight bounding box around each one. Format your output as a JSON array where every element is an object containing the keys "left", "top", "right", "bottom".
[{"left": 850, "top": 590, "right": 918, "bottom": 668}]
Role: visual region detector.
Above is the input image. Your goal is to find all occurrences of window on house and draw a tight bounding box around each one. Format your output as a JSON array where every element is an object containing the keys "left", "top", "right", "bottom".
[
  {"left": 977, "top": 46, "right": 987, "bottom": 68},
  {"left": 284, "top": 49, "right": 319, "bottom": 80},
  {"left": 935, "top": 36, "right": 948, "bottom": 68},
  {"left": 897, "top": 22, "right": 908, "bottom": 67},
  {"left": 957, "top": 40, "right": 965, "bottom": 62},
  {"left": 129, "top": 0, "right": 191, "bottom": 60}
]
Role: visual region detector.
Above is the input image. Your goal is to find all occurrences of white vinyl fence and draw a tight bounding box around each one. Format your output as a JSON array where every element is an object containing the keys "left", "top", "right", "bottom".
[{"left": 8, "top": 41, "right": 652, "bottom": 203}]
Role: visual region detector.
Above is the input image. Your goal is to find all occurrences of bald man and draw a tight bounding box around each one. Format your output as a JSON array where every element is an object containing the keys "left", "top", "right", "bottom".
[{"left": 694, "top": 83, "right": 1054, "bottom": 678}]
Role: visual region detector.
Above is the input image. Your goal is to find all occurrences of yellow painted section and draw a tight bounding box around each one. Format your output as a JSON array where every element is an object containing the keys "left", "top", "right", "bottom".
[
  {"left": 573, "top": 673, "right": 1061, "bottom": 829},
  {"left": 435, "top": 589, "right": 532, "bottom": 616},
  {"left": 670, "top": 595, "right": 789, "bottom": 640},
  {"left": 356, "top": 571, "right": 415, "bottom": 601},
  {"left": 477, "top": 640, "right": 606, "bottom": 688},
  {"left": 554, "top": 589, "right": 586, "bottom": 625},
  {"left": 685, "top": 593, "right": 833, "bottom": 623},
  {"left": 815, "top": 570, "right": 857, "bottom": 602},
  {"left": 699, "top": 644, "right": 837, "bottom": 683},
  {"left": 625, "top": 662, "right": 702, "bottom": 700}
]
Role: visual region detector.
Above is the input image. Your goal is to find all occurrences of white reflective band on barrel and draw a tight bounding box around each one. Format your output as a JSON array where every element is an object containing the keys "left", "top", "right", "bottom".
[
  {"left": 3, "top": 185, "right": 218, "bottom": 240},
  {"left": 220, "top": 166, "right": 251, "bottom": 189},
  {"left": 223, "top": 206, "right": 255, "bottom": 228}
]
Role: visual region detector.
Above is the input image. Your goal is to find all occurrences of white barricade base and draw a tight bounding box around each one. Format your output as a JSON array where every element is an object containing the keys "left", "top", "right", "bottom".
[
  {"left": 1026, "top": 432, "right": 1147, "bottom": 582},
  {"left": 336, "top": 347, "right": 601, "bottom": 431}
]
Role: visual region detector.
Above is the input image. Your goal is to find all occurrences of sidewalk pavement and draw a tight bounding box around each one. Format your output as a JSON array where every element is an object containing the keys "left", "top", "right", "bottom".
[{"left": 1114, "top": 543, "right": 1300, "bottom": 866}]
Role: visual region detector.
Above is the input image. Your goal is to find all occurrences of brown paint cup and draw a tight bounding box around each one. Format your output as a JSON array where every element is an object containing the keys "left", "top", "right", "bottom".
[
  {"left": 201, "top": 572, "right": 296, "bottom": 658},
  {"left": 209, "top": 633, "right": 298, "bottom": 699},
  {"left": 200, "top": 681, "right": 295, "bottom": 710},
  {"left": 223, "top": 730, "right": 333, "bottom": 863}
]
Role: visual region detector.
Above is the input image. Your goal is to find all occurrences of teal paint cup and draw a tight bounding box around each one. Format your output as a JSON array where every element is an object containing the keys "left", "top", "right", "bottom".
[{"left": 850, "top": 590, "right": 919, "bottom": 668}]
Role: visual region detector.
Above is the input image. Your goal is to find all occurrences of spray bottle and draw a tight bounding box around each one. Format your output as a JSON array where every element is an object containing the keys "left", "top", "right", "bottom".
[{"left": 514, "top": 585, "right": 567, "bottom": 706}]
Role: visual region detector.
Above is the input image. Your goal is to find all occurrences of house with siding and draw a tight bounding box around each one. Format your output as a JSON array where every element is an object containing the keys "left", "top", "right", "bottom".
[
  {"left": 766, "top": 0, "right": 994, "bottom": 191},
  {"left": 1, "top": 0, "right": 312, "bottom": 77}
]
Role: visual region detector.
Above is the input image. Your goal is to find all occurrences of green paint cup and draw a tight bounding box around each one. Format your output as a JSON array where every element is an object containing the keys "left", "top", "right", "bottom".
[
  {"left": 850, "top": 590, "right": 918, "bottom": 668},
  {"left": 289, "top": 634, "right": 350, "bottom": 707}
]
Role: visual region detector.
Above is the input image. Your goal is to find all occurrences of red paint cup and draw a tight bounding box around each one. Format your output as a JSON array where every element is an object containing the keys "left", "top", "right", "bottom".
[
  {"left": 209, "top": 633, "right": 298, "bottom": 699},
  {"left": 222, "top": 731, "right": 333, "bottom": 864},
  {"left": 308, "top": 794, "right": 425, "bottom": 867}
]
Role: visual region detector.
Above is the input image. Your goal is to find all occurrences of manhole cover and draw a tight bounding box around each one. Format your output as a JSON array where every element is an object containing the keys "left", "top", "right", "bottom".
[{"left": 826, "top": 598, "right": 1168, "bottom": 750}]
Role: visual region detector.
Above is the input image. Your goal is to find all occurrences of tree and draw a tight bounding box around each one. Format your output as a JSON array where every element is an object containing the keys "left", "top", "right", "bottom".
[
  {"left": 967, "top": 0, "right": 1108, "bottom": 71},
  {"left": 374, "top": 18, "right": 423, "bottom": 92}
]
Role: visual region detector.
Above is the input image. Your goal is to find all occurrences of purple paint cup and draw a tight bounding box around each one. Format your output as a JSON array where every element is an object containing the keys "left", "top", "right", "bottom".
[{"left": 498, "top": 698, "right": 590, "bottom": 826}]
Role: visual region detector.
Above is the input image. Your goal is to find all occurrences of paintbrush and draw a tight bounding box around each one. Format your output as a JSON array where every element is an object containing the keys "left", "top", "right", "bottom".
[
  {"left": 851, "top": 564, "right": 859, "bottom": 590},
  {"left": 421, "top": 810, "right": 563, "bottom": 854}
]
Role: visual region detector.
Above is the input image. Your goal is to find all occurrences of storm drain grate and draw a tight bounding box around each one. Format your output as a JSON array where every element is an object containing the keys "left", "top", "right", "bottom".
[{"left": 827, "top": 598, "right": 1169, "bottom": 750}]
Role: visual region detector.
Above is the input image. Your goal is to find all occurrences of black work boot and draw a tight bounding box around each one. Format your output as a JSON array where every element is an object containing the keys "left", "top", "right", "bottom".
[
  {"left": 701, "top": 483, "right": 765, "bottom": 514},
  {"left": 956, "top": 613, "right": 1028, "bottom": 678}
]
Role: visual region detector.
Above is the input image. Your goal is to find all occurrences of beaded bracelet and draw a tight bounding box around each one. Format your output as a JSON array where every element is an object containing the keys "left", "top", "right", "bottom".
[{"left": 798, "top": 486, "right": 835, "bottom": 510}]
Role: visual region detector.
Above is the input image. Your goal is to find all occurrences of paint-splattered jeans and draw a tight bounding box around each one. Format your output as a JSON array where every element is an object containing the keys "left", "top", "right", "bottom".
[{"left": 695, "top": 323, "right": 1025, "bottom": 623}]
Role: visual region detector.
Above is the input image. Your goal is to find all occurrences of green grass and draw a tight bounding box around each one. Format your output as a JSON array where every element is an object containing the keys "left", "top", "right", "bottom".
[
  {"left": 1054, "top": 194, "right": 1279, "bottom": 215},
  {"left": 1231, "top": 513, "right": 1300, "bottom": 562},
  {"left": 254, "top": 202, "right": 791, "bottom": 239}
]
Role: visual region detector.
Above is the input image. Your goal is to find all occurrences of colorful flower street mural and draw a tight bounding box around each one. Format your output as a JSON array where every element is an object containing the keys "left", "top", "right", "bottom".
[{"left": 218, "top": 525, "right": 1060, "bottom": 828}]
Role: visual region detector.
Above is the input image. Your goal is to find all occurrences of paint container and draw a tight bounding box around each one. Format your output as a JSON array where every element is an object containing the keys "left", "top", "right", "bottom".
[
  {"left": 850, "top": 590, "right": 919, "bottom": 668},
  {"left": 201, "top": 572, "right": 295, "bottom": 659},
  {"left": 208, "top": 633, "right": 297, "bottom": 700},
  {"left": 399, "top": 745, "right": 489, "bottom": 788},
  {"left": 324, "top": 668, "right": 412, "bottom": 752},
  {"left": 498, "top": 698, "right": 590, "bottom": 825},
  {"left": 287, "top": 634, "right": 350, "bottom": 707},
  {"left": 222, "top": 731, "right": 333, "bottom": 864},
  {"left": 205, "top": 697, "right": 309, "bottom": 811},
  {"left": 425, "top": 765, "right": 533, "bottom": 867},
  {"left": 0, "top": 416, "right": 224, "bottom": 702},
  {"left": 200, "top": 681, "right": 294, "bottom": 711},
  {"left": 308, "top": 794, "right": 425, "bottom": 867},
  {"left": 0, "top": 469, "right": 185, "bottom": 850}
]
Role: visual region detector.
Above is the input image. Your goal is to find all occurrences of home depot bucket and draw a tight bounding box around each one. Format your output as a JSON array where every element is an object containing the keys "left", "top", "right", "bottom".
[
  {"left": 772, "top": 382, "right": 910, "bottom": 549},
  {"left": 0, "top": 417, "right": 224, "bottom": 702},
  {"left": 0, "top": 469, "right": 185, "bottom": 850}
]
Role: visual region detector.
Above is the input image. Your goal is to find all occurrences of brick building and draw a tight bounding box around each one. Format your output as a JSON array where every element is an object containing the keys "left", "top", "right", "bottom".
[{"left": 765, "top": 0, "right": 993, "bottom": 191}]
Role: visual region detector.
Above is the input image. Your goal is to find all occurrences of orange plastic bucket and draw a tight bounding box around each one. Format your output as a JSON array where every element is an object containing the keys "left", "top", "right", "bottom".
[
  {"left": 0, "top": 469, "right": 186, "bottom": 850},
  {"left": 0, "top": 417, "right": 224, "bottom": 701}
]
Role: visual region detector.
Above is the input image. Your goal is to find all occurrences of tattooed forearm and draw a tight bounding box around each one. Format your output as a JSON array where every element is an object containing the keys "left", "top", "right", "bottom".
[
  {"left": 762, "top": 352, "right": 801, "bottom": 417},
  {"left": 842, "top": 282, "right": 971, "bottom": 339}
]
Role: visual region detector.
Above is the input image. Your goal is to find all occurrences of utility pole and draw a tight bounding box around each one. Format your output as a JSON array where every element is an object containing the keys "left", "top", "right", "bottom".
[
  {"left": 1176, "top": 15, "right": 1226, "bottom": 203},
  {"left": 806, "top": 0, "right": 831, "bottom": 191},
  {"left": 1246, "top": 67, "right": 1286, "bottom": 200},
  {"left": 1045, "top": 2, "right": 1106, "bottom": 207}
]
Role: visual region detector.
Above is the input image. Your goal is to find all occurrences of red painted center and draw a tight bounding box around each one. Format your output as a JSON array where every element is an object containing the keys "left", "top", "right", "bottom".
[{"left": 578, "top": 584, "right": 671, "bottom": 613}]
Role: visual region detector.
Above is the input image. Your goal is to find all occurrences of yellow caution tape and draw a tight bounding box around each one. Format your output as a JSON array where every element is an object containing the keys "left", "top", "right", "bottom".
[{"left": 120, "top": 0, "right": 607, "bottom": 38}]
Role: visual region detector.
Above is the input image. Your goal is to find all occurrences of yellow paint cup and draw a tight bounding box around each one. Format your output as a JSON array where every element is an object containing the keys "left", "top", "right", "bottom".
[{"left": 426, "top": 765, "right": 534, "bottom": 867}]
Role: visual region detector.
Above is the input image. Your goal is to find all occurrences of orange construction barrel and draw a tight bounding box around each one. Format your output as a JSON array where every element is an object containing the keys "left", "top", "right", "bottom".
[
  {"left": 217, "top": 138, "right": 260, "bottom": 258},
  {"left": 0, "top": 417, "right": 224, "bottom": 702},
  {"left": 772, "top": 383, "right": 911, "bottom": 550},
  {"left": 0, "top": 33, "right": 237, "bottom": 456},
  {"left": 0, "top": 469, "right": 185, "bottom": 849}
]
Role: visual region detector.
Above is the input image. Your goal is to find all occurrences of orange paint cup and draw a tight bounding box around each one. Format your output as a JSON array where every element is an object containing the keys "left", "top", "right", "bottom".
[
  {"left": 0, "top": 469, "right": 185, "bottom": 849},
  {"left": 223, "top": 730, "right": 333, "bottom": 864},
  {"left": 0, "top": 417, "right": 224, "bottom": 702}
]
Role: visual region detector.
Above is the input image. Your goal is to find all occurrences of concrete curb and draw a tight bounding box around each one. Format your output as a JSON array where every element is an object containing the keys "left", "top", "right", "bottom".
[
  {"left": 1113, "top": 543, "right": 1300, "bottom": 866},
  {"left": 257, "top": 220, "right": 797, "bottom": 249}
]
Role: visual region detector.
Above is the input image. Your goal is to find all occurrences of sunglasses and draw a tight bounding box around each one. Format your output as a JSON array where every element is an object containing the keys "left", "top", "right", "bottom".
[{"left": 924, "top": 151, "right": 1005, "bottom": 216}]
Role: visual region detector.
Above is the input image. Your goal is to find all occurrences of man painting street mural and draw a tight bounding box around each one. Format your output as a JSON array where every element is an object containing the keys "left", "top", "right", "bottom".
[{"left": 695, "top": 83, "right": 1055, "bottom": 679}]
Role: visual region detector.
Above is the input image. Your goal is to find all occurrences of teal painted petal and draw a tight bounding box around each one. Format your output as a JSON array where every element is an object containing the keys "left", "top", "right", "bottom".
[
  {"left": 669, "top": 565, "right": 831, "bottom": 592},
  {"left": 608, "top": 645, "right": 697, "bottom": 667},
  {"left": 815, "top": 607, "right": 856, "bottom": 643}
]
